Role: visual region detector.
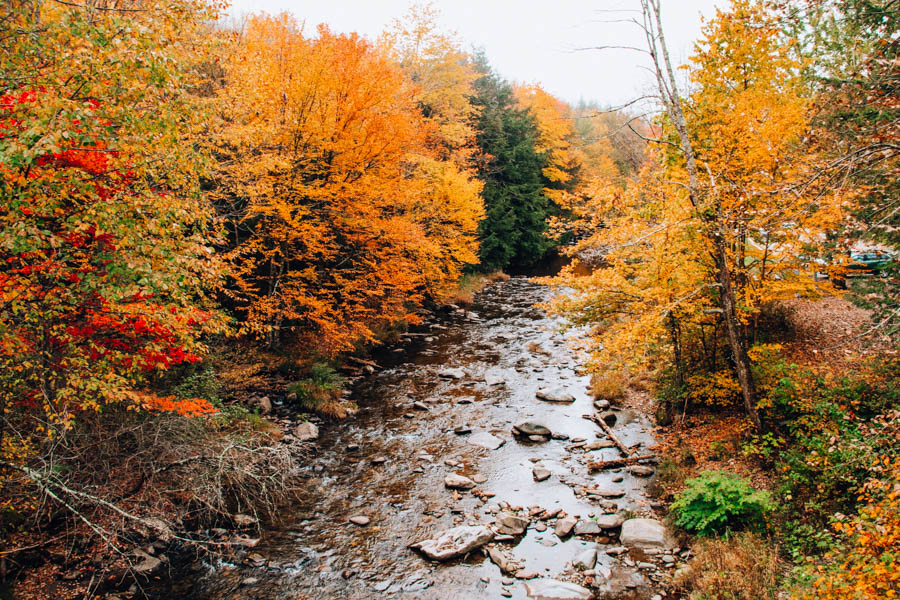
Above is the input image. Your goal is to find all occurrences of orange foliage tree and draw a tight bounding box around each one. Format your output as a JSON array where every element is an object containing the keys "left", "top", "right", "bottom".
[{"left": 211, "top": 14, "right": 483, "bottom": 354}]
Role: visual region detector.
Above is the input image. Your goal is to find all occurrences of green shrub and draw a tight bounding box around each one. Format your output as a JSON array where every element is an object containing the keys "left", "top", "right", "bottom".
[
  {"left": 172, "top": 364, "right": 224, "bottom": 405},
  {"left": 288, "top": 362, "right": 348, "bottom": 417},
  {"left": 672, "top": 470, "right": 774, "bottom": 536}
]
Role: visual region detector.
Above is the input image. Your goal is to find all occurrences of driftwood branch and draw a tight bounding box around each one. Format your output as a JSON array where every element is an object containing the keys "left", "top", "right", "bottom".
[
  {"left": 587, "top": 454, "right": 656, "bottom": 471},
  {"left": 582, "top": 414, "right": 632, "bottom": 456}
]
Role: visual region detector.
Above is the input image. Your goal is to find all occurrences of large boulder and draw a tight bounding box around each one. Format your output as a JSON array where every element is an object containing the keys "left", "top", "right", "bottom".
[
  {"left": 620, "top": 518, "right": 675, "bottom": 549},
  {"left": 410, "top": 525, "right": 494, "bottom": 561},
  {"left": 524, "top": 579, "right": 593, "bottom": 600},
  {"left": 536, "top": 387, "right": 575, "bottom": 403}
]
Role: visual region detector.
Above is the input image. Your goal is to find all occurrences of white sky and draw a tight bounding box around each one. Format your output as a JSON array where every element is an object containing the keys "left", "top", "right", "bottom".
[{"left": 226, "top": 0, "right": 726, "bottom": 107}]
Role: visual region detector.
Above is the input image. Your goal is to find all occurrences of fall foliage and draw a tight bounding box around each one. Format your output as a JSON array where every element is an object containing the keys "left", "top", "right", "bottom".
[{"left": 1, "top": 0, "right": 896, "bottom": 597}]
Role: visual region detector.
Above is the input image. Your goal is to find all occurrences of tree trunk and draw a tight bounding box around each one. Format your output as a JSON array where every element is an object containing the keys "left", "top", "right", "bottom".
[{"left": 714, "top": 236, "right": 762, "bottom": 430}]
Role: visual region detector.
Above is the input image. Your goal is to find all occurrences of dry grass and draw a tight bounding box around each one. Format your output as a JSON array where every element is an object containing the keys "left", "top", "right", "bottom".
[
  {"left": 673, "top": 532, "right": 782, "bottom": 600},
  {"left": 445, "top": 270, "right": 509, "bottom": 305},
  {"left": 590, "top": 371, "right": 627, "bottom": 401}
]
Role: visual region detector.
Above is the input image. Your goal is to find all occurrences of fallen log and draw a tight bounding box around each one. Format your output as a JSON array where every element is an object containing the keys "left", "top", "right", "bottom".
[
  {"left": 586, "top": 454, "right": 657, "bottom": 471},
  {"left": 582, "top": 413, "right": 632, "bottom": 456}
]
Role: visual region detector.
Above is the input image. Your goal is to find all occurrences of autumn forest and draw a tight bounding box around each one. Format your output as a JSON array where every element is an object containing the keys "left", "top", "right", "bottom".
[{"left": 0, "top": 0, "right": 897, "bottom": 599}]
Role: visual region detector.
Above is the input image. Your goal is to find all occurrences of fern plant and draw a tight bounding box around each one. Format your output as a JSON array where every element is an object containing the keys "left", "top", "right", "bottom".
[{"left": 671, "top": 470, "right": 774, "bottom": 536}]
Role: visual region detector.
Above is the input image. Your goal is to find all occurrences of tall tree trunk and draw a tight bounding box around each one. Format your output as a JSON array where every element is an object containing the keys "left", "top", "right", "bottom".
[{"left": 714, "top": 236, "right": 762, "bottom": 429}]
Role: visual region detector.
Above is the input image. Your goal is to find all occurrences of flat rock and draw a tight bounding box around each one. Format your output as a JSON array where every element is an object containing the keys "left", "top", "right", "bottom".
[
  {"left": 555, "top": 516, "right": 577, "bottom": 538},
  {"left": 533, "top": 465, "right": 551, "bottom": 481},
  {"left": 294, "top": 422, "right": 319, "bottom": 442},
  {"left": 620, "top": 518, "right": 675, "bottom": 549},
  {"left": 444, "top": 473, "right": 476, "bottom": 489},
  {"left": 495, "top": 512, "right": 529, "bottom": 535},
  {"left": 573, "top": 546, "right": 597, "bottom": 570},
  {"left": 513, "top": 422, "right": 552, "bottom": 437},
  {"left": 438, "top": 367, "right": 466, "bottom": 379},
  {"left": 468, "top": 431, "right": 505, "bottom": 450},
  {"left": 348, "top": 515, "right": 370, "bottom": 526},
  {"left": 627, "top": 465, "right": 655, "bottom": 477},
  {"left": 524, "top": 579, "right": 593, "bottom": 600},
  {"left": 586, "top": 485, "right": 625, "bottom": 498},
  {"left": 410, "top": 525, "right": 494, "bottom": 561},
  {"left": 453, "top": 426, "right": 472, "bottom": 435},
  {"left": 536, "top": 387, "right": 575, "bottom": 403},
  {"left": 574, "top": 519, "right": 602, "bottom": 535},
  {"left": 413, "top": 401, "right": 429, "bottom": 411},
  {"left": 594, "top": 513, "right": 625, "bottom": 529},
  {"left": 484, "top": 373, "right": 506, "bottom": 386}
]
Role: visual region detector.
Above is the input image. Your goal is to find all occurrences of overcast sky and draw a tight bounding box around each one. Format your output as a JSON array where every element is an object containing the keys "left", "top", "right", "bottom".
[{"left": 226, "top": 0, "right": 726, "bottom": 107}]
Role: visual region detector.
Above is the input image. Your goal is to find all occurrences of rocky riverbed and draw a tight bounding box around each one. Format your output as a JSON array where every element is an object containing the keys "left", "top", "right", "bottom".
[{"left": 169, "top": 277, "right": 684, "bottom": 600}]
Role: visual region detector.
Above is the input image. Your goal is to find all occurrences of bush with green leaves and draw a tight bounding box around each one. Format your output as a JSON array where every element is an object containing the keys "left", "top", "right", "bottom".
[
  {"left": 671, "top": 470, "right": 774, "bottom": 536},
  {"left": 287, "top": 362, "right": 347, "bottom": 417}
]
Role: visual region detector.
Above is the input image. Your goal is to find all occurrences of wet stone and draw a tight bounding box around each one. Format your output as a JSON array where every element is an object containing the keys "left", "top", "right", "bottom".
[
  {"left": 524, "top": 579, "right": 593, "bottom": 600},
  {"left": 628, "top": 465, "right": 655, "bottom": 477},
  {"left": 468, "top": 431, "right": 505, "bottom": 450},
  {"left": 532, "top": 465, "right": 551, "bottom": 481},
  {"left": 513, "top": 422, "right": 552, "bottom": 437},
  {"left": 444, "top": 473, "right": 476, "bottom": 490},
  {"left": 620, "top": 518, "right": 675, "bottom": 549},
  {"left": 495, "top": 512, "right": 529, "bottom": 535},
  {"left": 554, "top": 516, "right": 577, "bottom": 538},
  {"left": 410, "top": 525, "right": 494, "bottom": 561},
  {"left": 573, "top": 546, "right": 597, "bottom": 570},
  {"left": 535, "top": 387, "right": 576, "bottom": 403},
  {"left": 438, "top": 367, "right": 466, "bottom": 379},
  {"left": 574, "top": 519, "right": 602, "bottom": 535}
]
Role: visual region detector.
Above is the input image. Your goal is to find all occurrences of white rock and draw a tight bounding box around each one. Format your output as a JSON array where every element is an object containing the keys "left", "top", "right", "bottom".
[
  {"left": 484, "top": 372, "right": 506, "bottom": 386},
  {"left": 586, "top": 485, "right": 624, "bottom": 498},
  {"left": 294, "top": 421, "right": 319, "bottom": 442},
  {"left": 555, "top": 516, "right": 577, "bottom": 538},
  {"left": 594, "top": 513, "right": 625, "bottom": 529},
  {"left": 574, "top": 519, "right": 602, "bottom": 535},
  {"left": 468, "top": 431, "right": 505, "bottom": 450},
  {"left": 573, "top": 546, "right": 597, "bottom": 570},
  {"left": 524, "top": 579, "right": 593, "bottom": 600},
  {"left": 444, "top": 473, "right": 476, "bottom": 489},
  {"left": 620, "top": 518, "right": 675, "bottom": 549},
  {"left": 536, "top": 387, "right": 575, "bottom": 403},
  {"left": 348, "top": 515, "right": 370, "bottom": 526},
  {"left": 410, "top": 525, "right": 495, "bottom": 561},
  {"left": 438, "top": 367, "right": 466, "bottom": 379}
]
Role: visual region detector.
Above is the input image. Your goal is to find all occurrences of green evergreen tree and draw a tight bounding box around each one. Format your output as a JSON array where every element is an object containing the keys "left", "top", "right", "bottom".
[{"left": 469, "top": 53, "right": 552, "bottom": 272}]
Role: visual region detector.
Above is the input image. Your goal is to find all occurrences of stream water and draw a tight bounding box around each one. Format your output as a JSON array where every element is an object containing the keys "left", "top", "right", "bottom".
[{"left": 171, "top": 277, "right": 665, "bottom": 600}]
